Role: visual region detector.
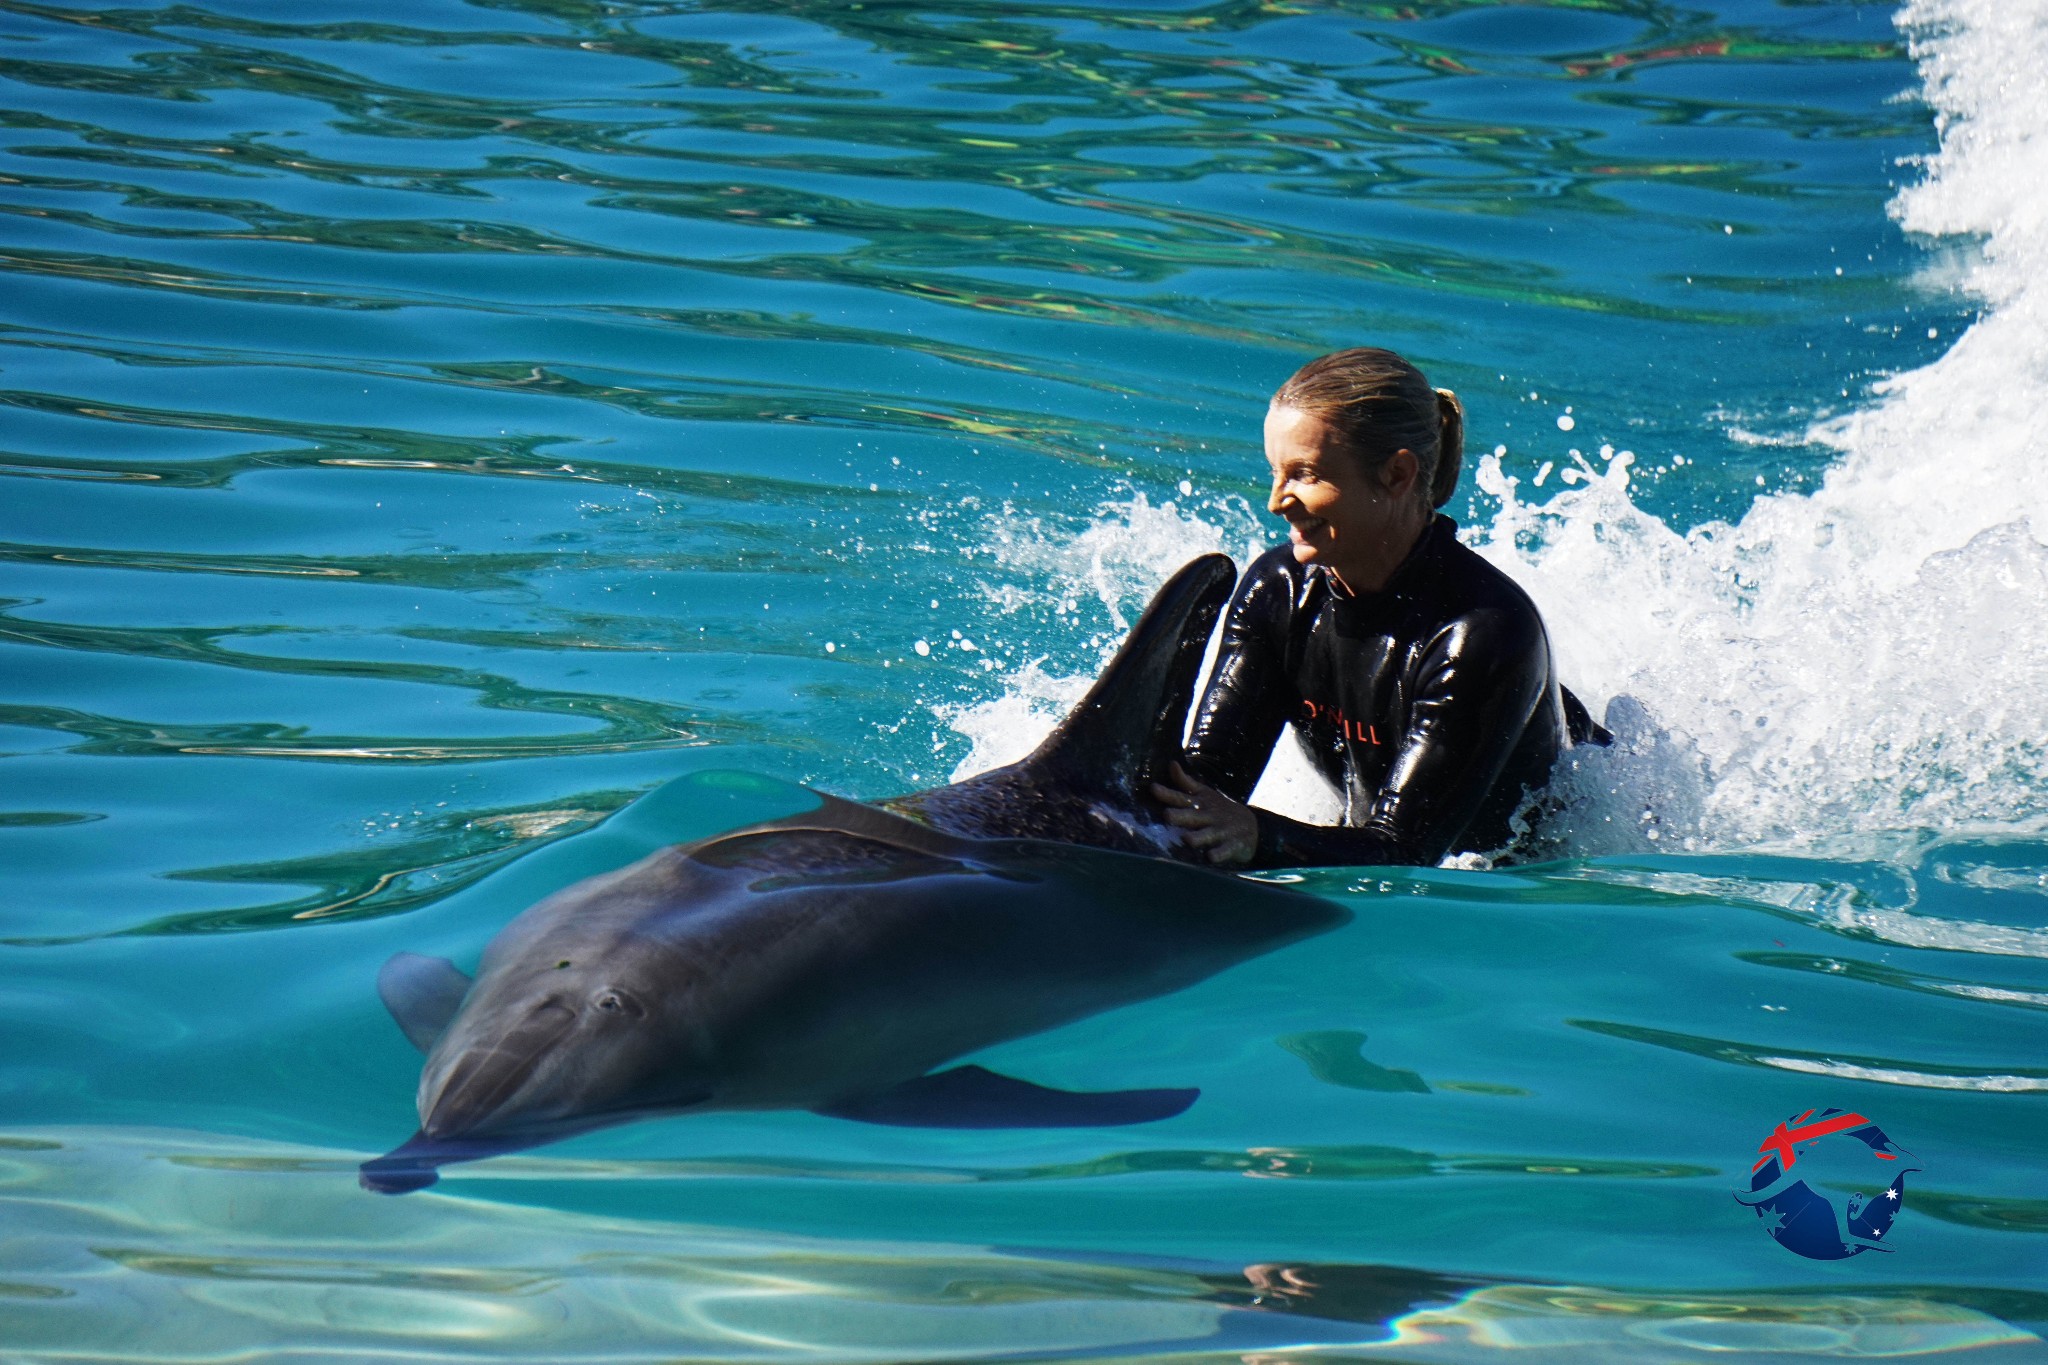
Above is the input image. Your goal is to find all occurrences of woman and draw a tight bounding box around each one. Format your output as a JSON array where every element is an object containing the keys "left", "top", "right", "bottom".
[{"left": 1153, "top": 347, "right": 1599, "bottom": 868}]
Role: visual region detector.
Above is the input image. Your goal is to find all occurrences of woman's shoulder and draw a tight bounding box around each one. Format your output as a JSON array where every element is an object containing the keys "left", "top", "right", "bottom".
[
  {"left": 1427, "top": 520, "right": 1544, "bottom": 619},
  {"left": 1411, "top": 523, "right": 1553, "bottom": 665}
]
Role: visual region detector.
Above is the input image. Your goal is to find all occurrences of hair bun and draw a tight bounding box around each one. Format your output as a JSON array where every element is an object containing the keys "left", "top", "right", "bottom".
[{"left": 1431, "top": 388, "right": 1464, "bottom": 509}]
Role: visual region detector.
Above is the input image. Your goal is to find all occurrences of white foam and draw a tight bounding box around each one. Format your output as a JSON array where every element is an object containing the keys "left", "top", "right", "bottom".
[
  {"left": 938, "top": 657, "right": 1094, "bottom": 781},
  {"left": 1478, "top": 0, "right": 2048, "bottom": 851},
  {"left": 945, "top": 0, "right": 2048, "bottom": 854}
]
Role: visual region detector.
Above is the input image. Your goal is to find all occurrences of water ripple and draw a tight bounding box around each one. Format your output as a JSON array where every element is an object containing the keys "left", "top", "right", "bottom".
[{"left": 1571, "top": 1018, "right": 2048, "bottom": 1094}]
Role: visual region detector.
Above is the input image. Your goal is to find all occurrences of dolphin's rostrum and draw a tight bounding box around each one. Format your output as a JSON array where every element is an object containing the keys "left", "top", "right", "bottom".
[{"left": 363, "top": 556, "right": 1346, "bottom": 1193}]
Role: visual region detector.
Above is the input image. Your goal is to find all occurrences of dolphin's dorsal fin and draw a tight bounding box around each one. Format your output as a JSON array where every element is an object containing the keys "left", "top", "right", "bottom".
[
  {"left": 377, "top": 952, "right": 473, "bottom": 1053},
  {"left": 1017, "top": 554, "right": 1237, "bottom": 795}
]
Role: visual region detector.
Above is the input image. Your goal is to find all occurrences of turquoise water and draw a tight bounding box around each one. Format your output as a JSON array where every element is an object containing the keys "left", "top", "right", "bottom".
[{"left": 4, "top": 0, "right": 2047, "bottom": 1357}]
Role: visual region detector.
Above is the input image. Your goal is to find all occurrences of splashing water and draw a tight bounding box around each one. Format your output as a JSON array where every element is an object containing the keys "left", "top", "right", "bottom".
[
  {"left": 940, "top": 490, "right": 1249, "bottom": 772},
  {"left": 947, "top": 0, "right": 2048, "bottom": 858},
  {"left": 1483, "top": 0, "right": 2048, "bottom": 852},
  {"left": 944, "top": 489, "right": 1343, "bottom": 823}
]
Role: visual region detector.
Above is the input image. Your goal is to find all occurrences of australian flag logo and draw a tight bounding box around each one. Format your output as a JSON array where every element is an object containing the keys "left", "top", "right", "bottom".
[{"left": 1734, "top": 1107, "right": 1919, "bottom": 1260}]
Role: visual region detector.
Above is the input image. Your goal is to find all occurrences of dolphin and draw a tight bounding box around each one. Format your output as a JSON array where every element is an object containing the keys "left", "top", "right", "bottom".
[{"left": 362, "top": 555, "right": 1345, "bottom": 1193}]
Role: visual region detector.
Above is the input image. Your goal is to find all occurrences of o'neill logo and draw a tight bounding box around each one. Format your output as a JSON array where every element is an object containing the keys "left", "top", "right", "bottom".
[
  {"left": 1299, "top": 698, "right": 1382, "bottom": 745},
  {"left": 1735, "top": 1107, "right": 1920, "bottom": 1260}
]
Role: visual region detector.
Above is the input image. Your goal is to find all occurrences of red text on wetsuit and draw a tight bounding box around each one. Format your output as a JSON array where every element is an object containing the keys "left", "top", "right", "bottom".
[{"left": 1299, "top": 698, "right": 1382, "bottom": 746}]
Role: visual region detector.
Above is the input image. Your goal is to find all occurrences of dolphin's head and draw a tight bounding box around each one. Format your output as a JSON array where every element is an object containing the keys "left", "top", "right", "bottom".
[
  {"left": 363, "top": 851, "right": 733, "bottom": 1194},
  {"left": 415, "top": 951, "right": 705, "bottom": 1143}
]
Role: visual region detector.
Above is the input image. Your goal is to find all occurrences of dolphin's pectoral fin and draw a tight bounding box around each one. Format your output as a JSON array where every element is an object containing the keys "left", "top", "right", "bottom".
[
  {"left": 377, "top": 952, "right": 473, "bottom": 1054},
  {"left": 816, "top": 1065, "right": 1198, "bottom": 1128}
]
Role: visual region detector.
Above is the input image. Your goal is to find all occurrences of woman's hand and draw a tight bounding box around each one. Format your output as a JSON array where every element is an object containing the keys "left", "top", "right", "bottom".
[{"left": 1151, "top": 761, "right": 1259, "bottom": 867}]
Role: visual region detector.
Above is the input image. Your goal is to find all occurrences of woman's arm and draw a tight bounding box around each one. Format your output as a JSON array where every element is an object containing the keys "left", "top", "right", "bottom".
[
  {"left": 1249, "top": 608, "right": 1549, "bottom": 868},
  {"left": 1182, "top": 551, "right": 1299, "bottom": 803}
]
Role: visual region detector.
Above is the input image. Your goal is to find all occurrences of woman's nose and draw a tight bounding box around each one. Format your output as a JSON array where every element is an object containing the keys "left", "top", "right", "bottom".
[{"left": 1267, "top": 481, "right": 1291, "bottom": 516}]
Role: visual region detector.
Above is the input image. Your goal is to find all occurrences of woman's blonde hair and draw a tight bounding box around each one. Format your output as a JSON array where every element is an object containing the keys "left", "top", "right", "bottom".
[{"left": 1271, "top": 347, "right": 1464, "bottom": 510}]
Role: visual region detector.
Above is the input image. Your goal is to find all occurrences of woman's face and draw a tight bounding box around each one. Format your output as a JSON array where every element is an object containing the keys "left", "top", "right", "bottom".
[{"left": 1263, "top": 402, "right": 1421, "bottom": 588}]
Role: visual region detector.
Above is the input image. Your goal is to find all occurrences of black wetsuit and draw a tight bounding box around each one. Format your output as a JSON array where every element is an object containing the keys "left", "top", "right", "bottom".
[{"left": 1186, "top": 515, "right": 1598, "bottom": 869}]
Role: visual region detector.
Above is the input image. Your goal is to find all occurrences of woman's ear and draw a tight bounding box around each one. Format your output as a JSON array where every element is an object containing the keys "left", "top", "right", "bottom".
[{"left": 1382, "top": 448, "right": 1420, "bottom": 502}]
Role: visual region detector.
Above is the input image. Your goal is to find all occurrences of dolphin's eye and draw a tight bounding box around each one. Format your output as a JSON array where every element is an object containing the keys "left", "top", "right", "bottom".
[{"left": 593, "top": 989, "right": 642, "bottom": 1018}]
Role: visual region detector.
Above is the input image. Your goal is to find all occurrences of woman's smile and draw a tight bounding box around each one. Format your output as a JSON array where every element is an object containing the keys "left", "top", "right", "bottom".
[{"left": 1287, "top": 514, "right": 1328, "bottom": 541}]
